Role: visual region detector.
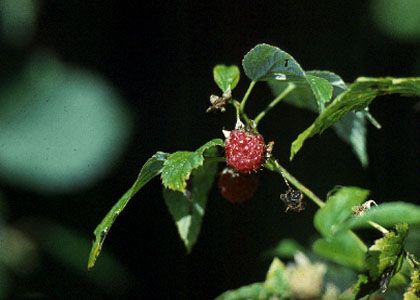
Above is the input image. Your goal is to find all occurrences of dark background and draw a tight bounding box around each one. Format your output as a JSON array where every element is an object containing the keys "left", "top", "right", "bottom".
[{"left": 1, "top": 1, "right": 419, "bottom": 299}]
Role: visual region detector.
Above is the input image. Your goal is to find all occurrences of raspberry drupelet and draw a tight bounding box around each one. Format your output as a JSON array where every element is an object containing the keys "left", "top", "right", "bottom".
[{"left": 224, "top": 129, "right": 265, "bottom": 173}]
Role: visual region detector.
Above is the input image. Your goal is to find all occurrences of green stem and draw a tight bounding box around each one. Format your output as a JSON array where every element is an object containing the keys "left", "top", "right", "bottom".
[
  {"left": 239, "top": 81, "right": 256, "bottom": 123},
  {"left": 368, "top": 221, "right": 389, "bottom": 234},
  {"left": 366, "top": 112, "right": 382, "bottom": 129},
  {"left": 232, "top": 100, "right": 250, "bottom": 124},
  {"left": 254, "top": 83, "right": 296, "bottom": 126},
  {"left": 265, "top": 159, "right": 325, "bottom": 208}
]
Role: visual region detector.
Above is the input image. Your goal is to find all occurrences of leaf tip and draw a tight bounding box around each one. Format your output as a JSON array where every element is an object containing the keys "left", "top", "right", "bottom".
[{"left": 87, "top": 243, "right": 99, "bottom": 270}]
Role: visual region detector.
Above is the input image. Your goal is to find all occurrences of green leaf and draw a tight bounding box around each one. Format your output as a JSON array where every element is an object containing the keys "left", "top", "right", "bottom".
[
  {"left": 265, "top": 238, "right": 305, "bottom": 258},
  {"left": 88, "top": 152, "right": 168, "bottom": 270},
  {"left": 268, "top": 79, "right": 318, "bottom": 111},
  {"left": 213, "top": 64, "right": 240, "bottom": 92},
  {"left": 163, "top": 151, "right": 218, "bottom": 252},
  {"left": 269, "top": 71, "right": 370, "bottom": 166},
  {"left": 366, "top": 224, "right": 408, "bottom": 280},
  {"left": 215, "top": 283, "right": 268, "bottom": 300},
  {"left": 339, "top": 202, "right": 420, "bottom": 232},
  {"left": 314, "top": 186, "right": 369, "bottom": 237},
  {"left": 242, "top": 43, "right": 305, "bottom": 81},
  {"left": 313, "top": 230, "right": 367, "bottom": 271},
  {"left": 290, "top": 77, "right": 420, "bottom": 160},
  {"left": 264, "top": 258, "right": 289, "bottom": 297},
  {"left": 306, "top": 74, "right": 333, "bottom": 111},
  {"left": 215, "top": 258, "right": 289, "bottom": 300},
  {"left": 306, "top": 70, "right": 347, "bottom": 93},
  {"left": 340, "top": 274, "right": 369, "bottom": 300},
  {"left": 307, "top": 71, "right": 371, "bottom": 166},
  {"left": 160, "top": 139, "right": 223, "bottom": 192},
  {"left": 333, "top": 111, "right": 368, "bottom": 166},
  {"left": 268, "top": 70, "right": 346, "bottom": 112},
  {"left": 404, "top": 269, "right": 420, "bottom": 300},
  {"left": 344, "top": 224, "right": 411, "bottom": 299}
]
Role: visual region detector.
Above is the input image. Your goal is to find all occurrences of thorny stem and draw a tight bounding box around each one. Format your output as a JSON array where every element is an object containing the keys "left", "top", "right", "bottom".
[
  {"left": 239, "top": 80, "right": 256, "bottom": 124},
  {"left": 265, "top": 159, "right": 325, "bottom": 208},
  {"left": 254, "top": 83, "right": 296, "bottom": 126}
]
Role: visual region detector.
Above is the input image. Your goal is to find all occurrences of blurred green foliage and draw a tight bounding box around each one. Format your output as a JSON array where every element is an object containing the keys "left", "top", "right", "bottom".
[
  {"left": 0, "top": 52, "right": 133, "bottom": 193},
  {"left": 0, "top": 0, "right": 38, "bottom": 46},
  {"left": 0, "top": 1, "right": 135, "bottom": 297},
  {"left": 371, "top": 0, "right": 420, "bottom": 42}
]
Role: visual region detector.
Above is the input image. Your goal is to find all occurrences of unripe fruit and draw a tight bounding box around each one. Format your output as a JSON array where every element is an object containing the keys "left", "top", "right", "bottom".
[
  {"left": 224, "top": 129, "right": 265, "bottom": 173},
  {"left": 218, "top": 168, "right": 259, "bottom": 203}
]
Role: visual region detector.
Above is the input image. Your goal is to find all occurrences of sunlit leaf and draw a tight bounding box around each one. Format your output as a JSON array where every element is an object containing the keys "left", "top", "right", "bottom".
[
  {"left": 314, "top": 186, "right": 369, "bottom": 237},
  {"left": 213, "top": 65, "right": 240, "bottom": 92},
  {"left": 366, "top": 224, "right": 408, "bottom": 280},
  {"left": 161, "top": 139, "right": 223, "bottom": 192},
  {"left": 290, "top": 77, "right": 420, "bottom": 160},
  {"left": 343, "top": 224, "right": 411, "bottom": 299},
  {"left": 404, "top": 269, "right": 420, "bottom": 300},
  {"left": 242, "top": 43, "right": 305, "bottom": 81},
  {"left": 88, "top": 152, "right": 168, "bottom": 269}
]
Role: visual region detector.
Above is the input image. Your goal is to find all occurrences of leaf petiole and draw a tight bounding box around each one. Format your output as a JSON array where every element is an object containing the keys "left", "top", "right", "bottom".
[
  {"left": 254, "top": 83, "right": 296, "bottom": 126},
  {"left": 368, "top": 221, "right": 389, "bottom": 234},
  {"left": 239, "top": 80, "right": 256, "bottom": 123}
]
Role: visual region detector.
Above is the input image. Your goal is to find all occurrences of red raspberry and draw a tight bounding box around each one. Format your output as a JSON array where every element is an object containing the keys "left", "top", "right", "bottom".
[
  {"left": 224, "top": 129, "right": 265, "bottom": 173},
  {"left": 218, "top": 168, "right": 259, "bottom": 203}
]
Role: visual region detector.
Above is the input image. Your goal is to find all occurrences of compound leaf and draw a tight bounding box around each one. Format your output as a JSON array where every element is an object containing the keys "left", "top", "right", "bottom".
[
  {"left": 290, "top": 77, "right": 420, "bottom": 160},
  {"left": 213, "top": 64, "right": 240, "bottom": 92},
  {"left": 269, "top": 71, "right": 370, "bottom": 166},
  {"left": 161, "top": 139, "right": 223, "bottom": 192},
  {"left": 88, "top": 152, "right": 168, "bottom": 269},
  {"left": 242, "top": 43, "right": 305, "bottom": 81}
]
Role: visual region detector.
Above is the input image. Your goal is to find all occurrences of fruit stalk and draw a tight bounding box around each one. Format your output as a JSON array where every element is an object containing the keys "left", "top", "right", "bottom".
[{"left": 265, "top": 159, "right": 325, "bottom": 208}]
